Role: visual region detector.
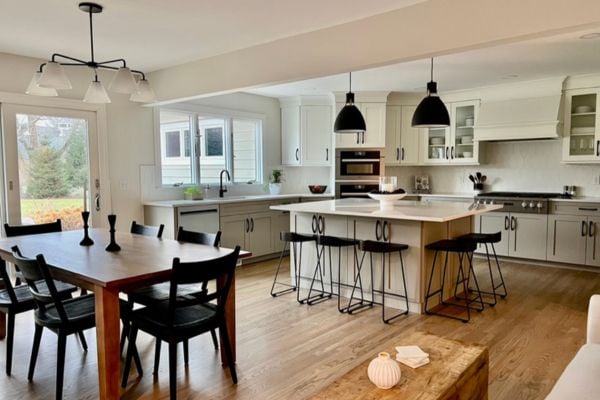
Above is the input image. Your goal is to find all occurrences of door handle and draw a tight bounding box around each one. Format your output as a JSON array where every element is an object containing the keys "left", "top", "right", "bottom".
[
  {"left": 325, "top": 148, "right": 329, "bottom": 161},
  {"left": 396, "top": 148, "right": 400, "bottom": 161},
  {"left": 318, "top": 216, "right": 325, "bottom": 234},
  {"left": 510, "top": 216, "right": 516, "bottom": 231},
  {"left": 382, "top": 221, "right": 389, "bottom": 242},
  {"left": 401, "top": 147, "right": 405, "bottom": 161},
  {"left": 375, "top": 220, "right": 382, "bottom": 240},
  {"left": 445, "top": 146, "right": 449, "bottom": 159},
  {"left": 504, "top": 216, "right": 509, "bottom": 230},
  {"left": 597, "top": 140, "right": 600, "bottom": 157},
  {"left": 311, "top": 215, "right": 317, "bottom": 233},
  {"left": 295, "top": 148, "right": 299, "bottom": 161},
  {"left": 356, "top": 133, "right": 360, "bottom": 144},
  {"left": 245, "top": 218, "right": 249, "bottom": 233},
  {"left": 582, "top": 220, "right": 588, "bottom": 237},
  {"left": 451, "top": 146, "right": 455, "bottom": 159},
  {"left": 95, "top": 194, "right": 101, "bottom": 212},
  {"left": 250, "top": 217, "right": 254, "bottom": 232},
  {"left": 362, "top": 132, "right": 365, "bottom": 144},
  {"left": 590, "top": 221, "right": 596, "bottom": 237}
]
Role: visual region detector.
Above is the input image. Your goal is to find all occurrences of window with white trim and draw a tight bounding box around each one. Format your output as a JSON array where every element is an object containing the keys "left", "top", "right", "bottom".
[{"left": 158, "top": 109, "right": 262, "bottom": 186}]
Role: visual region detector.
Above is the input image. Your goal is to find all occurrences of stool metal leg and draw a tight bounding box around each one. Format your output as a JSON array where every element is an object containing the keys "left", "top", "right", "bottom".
[
  {"left": 346, "top": 250, "right": 373, "bottom": 314},
  {"left": 491, "top": 243, "right": 508, "bottom": 298},
  {"left": 381, "top": 250, "right": 409, "bottom": 324},
  {"left": 270, "top": 241, "right": 296, "bottom": 297},
  {"left": 306, "top": 242, "right": 332, "bottom": 305}
]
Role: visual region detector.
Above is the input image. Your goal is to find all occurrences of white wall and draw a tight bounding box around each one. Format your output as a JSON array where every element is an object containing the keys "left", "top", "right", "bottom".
[{"left": 388, "top": 140, "right": 600, "bottom": 196}]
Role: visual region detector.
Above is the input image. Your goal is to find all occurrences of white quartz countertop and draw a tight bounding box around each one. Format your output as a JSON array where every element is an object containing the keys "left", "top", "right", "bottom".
[
  {"left": 270, "top": 198, "right": 502, "bottom": 222},
  {"left": 143, "top": 193, "right": 333, "bottom": 208},
  {"left": 549, "top": 196, "right": 600, "bottom": 203}
]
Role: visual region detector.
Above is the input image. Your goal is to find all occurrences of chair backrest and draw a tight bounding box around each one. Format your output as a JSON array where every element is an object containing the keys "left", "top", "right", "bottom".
[
  {"left": 0, "top": 259, "right": 18, "bottom": 305},
  {"left": 167, "top": 246, "right": 240, "bottom": 327},
  {"left": 177, "top": 227, "right": 221, "bottom": 247},
  {"left": 131, "top": 221, "right": 164, "bottom": 238},
  {"left": 4, "top": 219, "right": 62, "bottom": 237},
  {"left": 10, "top": 246, "right": 69, "bottom": 323}
]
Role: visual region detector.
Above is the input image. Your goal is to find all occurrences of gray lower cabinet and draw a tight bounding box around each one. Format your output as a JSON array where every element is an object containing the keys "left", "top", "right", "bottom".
[
  {"left": 547, "top": 214, "right": 600, "bottom": 266},
  {"left": 475, "top": 211, "right": 547, "bottom": 260}
]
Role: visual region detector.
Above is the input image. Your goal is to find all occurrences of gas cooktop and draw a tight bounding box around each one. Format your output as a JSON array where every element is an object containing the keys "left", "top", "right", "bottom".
[{"left": 476, "top": 192, "right": 572, "bottom": 199}]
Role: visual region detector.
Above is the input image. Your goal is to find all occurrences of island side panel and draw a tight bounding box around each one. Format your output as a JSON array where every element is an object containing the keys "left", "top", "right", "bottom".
[{"left": 421, "top": 216, "right": 474, "bottom": 309}]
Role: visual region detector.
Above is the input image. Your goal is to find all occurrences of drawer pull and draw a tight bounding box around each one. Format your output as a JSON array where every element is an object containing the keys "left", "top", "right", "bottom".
[{"left": 578, "top": 207, "right": 598, "bottom": 212}]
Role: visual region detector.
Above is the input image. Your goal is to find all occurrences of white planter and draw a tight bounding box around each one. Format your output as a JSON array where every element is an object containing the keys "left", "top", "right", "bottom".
[
  {"left": 269, "top": 183, "right": 282, "bottom": 195},
  {"left": 367, "top": 352, "right": 401, "bottom": 389}
]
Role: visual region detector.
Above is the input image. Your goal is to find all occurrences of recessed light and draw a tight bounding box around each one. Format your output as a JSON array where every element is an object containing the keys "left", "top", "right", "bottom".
[{"left": 579, "top": 32, "right": 600, "bottom": 40}]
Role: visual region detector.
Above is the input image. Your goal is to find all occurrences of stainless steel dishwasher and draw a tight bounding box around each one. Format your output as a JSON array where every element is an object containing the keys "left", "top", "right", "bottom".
[{"left": 177, "top": 205, "right": 220, "bottom": 234}]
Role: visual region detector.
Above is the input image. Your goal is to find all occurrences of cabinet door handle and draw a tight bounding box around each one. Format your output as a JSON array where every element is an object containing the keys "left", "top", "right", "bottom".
[
  {"left": 582, "top": 220, "right": 588, "bottom": 237},
  {"left": 362, "top": 132, "right": 366, "bottom": 144},
  {"left": 510, "top": 216, "right": 516, "bottom": 231},
  {"left": 318, "top": 216, "right": 325, "bottom": 234},
  {"left": 325, "top": 148, "right": 329, "bottom": 161},
  {"left": 375, "top": 220, "right": 382, "bottom": 240},
  {"left": 445, "top": 146, "right": 449, "bottom": 159},
  {"left": 250, "top": 217, "right": 254, "bottom": 232},
  {"left": 504, "top": 216, "right": 510, "bottom": 230},
  {"left": 401, "top": 147, "right": 405, "bottom": 161},
  {"left": 356, "top": 133, "right": 360, "bottom": 144},
  {"left": 295, "top": 148, "right": 299, "bottom": 161},
  {"left": 396, "top": 148, "right": 400, "bottom": 161},
  {"left": 383, "top": 221, "right": 389, "bottom": 242},
  {"left": 451, "top": 146, "right": 455, "bottom": 159},
  {"left": 597, "top": 140, "right": 600, "bottom": 157},
  {"left": 311, "top": 215, "right": 317, "bottom": 233},
  {"left": 245, "top": 218, "right": 249, "bottom": 233},
  {"left": 590, "top": 221, "right": 596, "bottom": 237}
]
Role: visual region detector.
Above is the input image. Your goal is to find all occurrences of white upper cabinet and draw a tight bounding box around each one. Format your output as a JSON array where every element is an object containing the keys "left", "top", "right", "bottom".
[
  {"left": 422, "top": 100, "right": 479, "bottom": 165},
  {"left": 280, "top": 97, "right": 332, "bottom": 167},
  {"left": 385, "top": 105, "right": 421, "bottom": 166},
  {"left": 562, "top": 88, "right": 600, "bottom": 163},
  {"left": 335, "top": 102, "right": 386, "bottom": 148}
]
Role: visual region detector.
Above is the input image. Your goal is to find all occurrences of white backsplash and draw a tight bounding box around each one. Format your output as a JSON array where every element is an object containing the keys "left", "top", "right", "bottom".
[{"left": 389, "top": 140, "right": 600, "bottom": 197}]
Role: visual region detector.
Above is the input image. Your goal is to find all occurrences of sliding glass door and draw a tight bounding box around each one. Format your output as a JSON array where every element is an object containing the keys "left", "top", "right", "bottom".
[{"left": 2, "top": 104, "right": 101, "bottom": 229}]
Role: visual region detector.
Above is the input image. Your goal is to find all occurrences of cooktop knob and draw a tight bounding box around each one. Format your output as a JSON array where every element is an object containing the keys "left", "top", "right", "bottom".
[
  {"left": 536, "top": 202, "right": 543, "bottom": 209},
  {"left": 529, "top": 201, "right": 535, "bottom": 208},
  {"left": 521, "top": 201, "right": 528, "bottom": 208}
]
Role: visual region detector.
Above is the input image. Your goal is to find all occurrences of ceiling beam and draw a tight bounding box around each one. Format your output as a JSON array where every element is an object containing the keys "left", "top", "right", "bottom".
[{"left": 148, "top": 0, "right": 600, "bottom": 104}]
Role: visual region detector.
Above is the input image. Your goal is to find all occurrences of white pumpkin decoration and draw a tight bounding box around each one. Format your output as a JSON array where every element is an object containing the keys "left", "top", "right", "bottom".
[{"left": 367, "top": 352, "right": 401, "bottom": 389}]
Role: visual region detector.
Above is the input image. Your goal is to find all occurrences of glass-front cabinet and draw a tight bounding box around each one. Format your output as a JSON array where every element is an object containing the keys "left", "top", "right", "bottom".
[
  {"left": 422, "top": 100, "right": 479, "bottom": 165},
  {"left": 563, "top": 89, "right": 600, "bottom": 162}
]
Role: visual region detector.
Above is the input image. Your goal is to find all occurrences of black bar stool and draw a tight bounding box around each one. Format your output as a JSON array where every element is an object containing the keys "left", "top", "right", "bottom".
[
  {"left": 305, "top": 235, "right": 359, "bottom": 311},
  {"left": 424, "top": 238, "right": 484, "bottom": 323},
  {"left": 458, "top": 231, "right": 507, "bottom": 306},
  {"left": 270, "top": 232, "right": 316, "bottom": 298},
  {"left": 347, "top": 240, "right": 410, "bottom": 323}
]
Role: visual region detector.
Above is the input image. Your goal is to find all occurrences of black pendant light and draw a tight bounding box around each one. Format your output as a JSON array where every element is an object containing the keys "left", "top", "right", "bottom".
[
  {"left": 411, "top": 58, "right": 450, "bottom": 128},
  {"left": 334, "top": 72, "right": 366, "bottom": 133}
]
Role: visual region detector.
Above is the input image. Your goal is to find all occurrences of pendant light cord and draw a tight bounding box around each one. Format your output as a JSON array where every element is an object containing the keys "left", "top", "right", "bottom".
[
  {"left": 430, "top": 57, "right": 433, "bottom": 82},
  {"left": 89, "top": 9, "right": 95, "bottom": 62},
  {"left": 349, "top": 72, "right": 352, "bottom": 92}
]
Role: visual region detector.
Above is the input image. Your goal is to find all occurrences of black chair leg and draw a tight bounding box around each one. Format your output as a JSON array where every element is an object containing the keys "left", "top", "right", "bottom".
[
  {"left": 122, "top": 326, "right": 138, "bottom": 387},
  {"left": 77, "top": 331, "right": 88, "bottom": 351},
  {"left": 56, "top": 333, "right": 67, "bottom": 400},
  {"left": 153, "top": 339, "right": 161, "bottom": 375},
  {"left": 169, "top": 341, "right": 178, "bottom": 400},
  {"left": 183, "top": 339, "right": 189, "bottom": 366},
  {"left": 5, "top": 312, "right": 14, "bottom": 376},
  {"left": 28, "top": 324, "right": 43, "bottom": 381},
  {"left": 210, "top": 329, "right": 219, "bottom": 350},
  {"left": 120, "top": 323, "right": 129, "bottom": 356},
  {"left": 220, "top": 322, "right": 238, "bottom": 384}
]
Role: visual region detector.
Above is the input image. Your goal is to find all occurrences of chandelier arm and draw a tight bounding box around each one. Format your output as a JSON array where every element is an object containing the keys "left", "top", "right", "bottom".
[
  {"left": 130, "top": 69, "right": 146, "bottom": 80},
  {"left": 96, "top": 58, "right": 127, "bottom": 67},
  {"left": 51, "top": 53, "right": 88, "bottom": 65}
]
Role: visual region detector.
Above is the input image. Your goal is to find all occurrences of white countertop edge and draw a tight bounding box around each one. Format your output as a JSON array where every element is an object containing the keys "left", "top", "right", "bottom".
[
  {"left": 271, "top": 199, "right": 503, "bottom": 223},
  {"left": 143, "top": 193, "right": 333, "bottom": 208}
]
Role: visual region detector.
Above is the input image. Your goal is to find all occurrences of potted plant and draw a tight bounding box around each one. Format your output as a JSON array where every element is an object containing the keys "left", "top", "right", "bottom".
[
  {"left": 268, "top": 169, "right": 283, "bottom": 195},
  {"left": 183, "top": 186, "right": 203, "bottom": 200}
]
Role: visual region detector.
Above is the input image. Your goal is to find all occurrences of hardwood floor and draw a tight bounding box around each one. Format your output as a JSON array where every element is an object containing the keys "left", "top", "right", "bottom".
[{"left": 0, "top": 257, "right": 598, "bottom": 399}]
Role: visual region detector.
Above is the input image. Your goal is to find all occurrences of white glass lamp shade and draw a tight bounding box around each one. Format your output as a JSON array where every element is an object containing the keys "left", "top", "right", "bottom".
[
  {"left": 109, "top": 67, "right": 138, "bottom": 94},
  {"left": 83, "top": 80, "right": 111, "bottom": 103},
  {"left": 38, "top": 61, "right": 72, "bottom": 90},
  {"left": 26, "top": 72, "right": 58, "bottom": 96},
  {"left": 130, "top": 79, "right": 157, "bottom": 103}
]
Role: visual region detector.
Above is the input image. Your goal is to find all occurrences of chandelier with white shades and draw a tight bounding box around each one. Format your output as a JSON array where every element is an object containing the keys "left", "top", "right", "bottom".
[{"left": 26, "top": 2, "right": 156, "bottom": 104}]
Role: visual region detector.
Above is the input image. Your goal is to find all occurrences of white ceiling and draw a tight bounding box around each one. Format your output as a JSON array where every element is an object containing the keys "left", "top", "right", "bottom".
[
  {"left": 246, "top": 28, "right": 600, "bottom": 98},
  {"left": 0, "top": 0, "right": 425, "bottom": 72}
]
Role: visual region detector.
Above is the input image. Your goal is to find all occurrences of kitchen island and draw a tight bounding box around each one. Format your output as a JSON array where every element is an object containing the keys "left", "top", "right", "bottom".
[{"left": 271, "top": 198, "right": 502, "bottom": 313}]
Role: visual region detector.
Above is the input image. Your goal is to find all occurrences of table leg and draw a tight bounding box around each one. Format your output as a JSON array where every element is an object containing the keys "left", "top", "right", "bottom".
[
  {"left": 0, "top": 311, "right": 5, "bottom": 340},
  {"left": 95, "top": 287, "right": 121, "bottom": 399},
  {"left": 218, "top": 270, "right": 236, "bottom": 366}
]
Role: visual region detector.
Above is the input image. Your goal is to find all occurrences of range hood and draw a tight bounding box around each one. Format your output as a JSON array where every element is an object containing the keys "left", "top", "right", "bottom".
[{"left": 475, "top": 95, "right": 562, "bottom": 141}]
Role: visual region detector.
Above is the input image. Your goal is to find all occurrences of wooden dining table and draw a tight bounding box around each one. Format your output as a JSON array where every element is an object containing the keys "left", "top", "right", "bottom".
[{"left": 0, "top": 228, "right": 250, "bottom": 399}]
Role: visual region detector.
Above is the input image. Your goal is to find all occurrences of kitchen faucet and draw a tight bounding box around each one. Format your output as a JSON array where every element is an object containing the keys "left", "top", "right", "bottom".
[{"left": 219, "top": 169, "right": 231, "bottom": 197}]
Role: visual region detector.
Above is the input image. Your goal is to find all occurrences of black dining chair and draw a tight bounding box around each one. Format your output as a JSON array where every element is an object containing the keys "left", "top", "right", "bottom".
[
  {"left": 122, "top": 246, "right": 241, "bottom": 399},
  {"left": 4, "top": 219, "right": 62, "bottom": 285},
  {"left": 0, "top": 258, "right": 77, "bottom": 376},
  {"left": 122, "top": 226, "right": 222, "bottom": 374},
  {"left": 10, "top": 246, "right": 142, "bottom": 399},
  {"left": 130, "top": 221, "right": 164, "bottom": 238}
]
